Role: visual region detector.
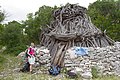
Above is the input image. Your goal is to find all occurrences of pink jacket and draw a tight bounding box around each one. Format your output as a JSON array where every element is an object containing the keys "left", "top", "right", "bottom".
[{"left": 28, "top": 47, "right": 35, "bottom": 56}]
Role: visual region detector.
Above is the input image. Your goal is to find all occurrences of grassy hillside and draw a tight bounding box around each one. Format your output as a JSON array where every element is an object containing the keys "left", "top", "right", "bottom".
[{"left": 0, "top": 53, "right": 120, "bottom": 80}]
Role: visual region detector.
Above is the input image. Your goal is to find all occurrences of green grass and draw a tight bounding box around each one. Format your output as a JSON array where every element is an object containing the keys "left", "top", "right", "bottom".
[
  {"left": 0, "top": 54, "right": 7, "bottom": 72},
  {"left": 0, "top": 52, "right": 120, "bottom": 80},
  {"left": 0, "top": 53, "right": 19, "bottom": 72},
  {"left": 94, "top": 75, "right": 120, "bottom": 80}
]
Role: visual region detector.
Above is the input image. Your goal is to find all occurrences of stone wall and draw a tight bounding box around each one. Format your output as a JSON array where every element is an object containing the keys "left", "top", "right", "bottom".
[
  {"left": 64, "top": 42, "right": 120, "bottom": 78},
  {"left": 34, "top": 46, "right": 51, "bottom": 74}
]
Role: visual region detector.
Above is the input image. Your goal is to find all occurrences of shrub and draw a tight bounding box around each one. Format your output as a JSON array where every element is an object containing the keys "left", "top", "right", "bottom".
[
  {"left": 91, "top": 66, "right": 99, "bottom": 78},
  {"left": 4, "top": 44, "right": 27, "bottom": 56}
]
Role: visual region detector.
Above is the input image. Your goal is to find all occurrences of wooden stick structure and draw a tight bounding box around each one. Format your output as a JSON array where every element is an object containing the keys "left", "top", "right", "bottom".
[{"left": 39, "top": 3, "right": 114, "bottom": 67}]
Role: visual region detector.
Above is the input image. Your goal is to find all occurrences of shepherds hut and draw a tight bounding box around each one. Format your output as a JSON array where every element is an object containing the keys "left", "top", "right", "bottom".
[{"left": 40, "top": 3, "right": 114, "bottom": 67}]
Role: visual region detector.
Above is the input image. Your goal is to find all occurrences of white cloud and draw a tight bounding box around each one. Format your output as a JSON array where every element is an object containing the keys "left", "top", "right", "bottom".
[{"left": 0, "top": 0, "right": 97, "bottom": 23}]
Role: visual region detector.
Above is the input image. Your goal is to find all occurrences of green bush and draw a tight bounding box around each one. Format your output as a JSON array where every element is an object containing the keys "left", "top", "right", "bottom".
[
  {"left": 4, "top": 44, "right": 27, "bottom": 56},
  {"left": 91, "top": 66, "right": 99, "bottom": 78}
]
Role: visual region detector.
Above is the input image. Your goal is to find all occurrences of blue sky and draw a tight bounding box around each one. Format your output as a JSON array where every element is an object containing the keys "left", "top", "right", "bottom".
[{"left": 0, "top": 0, "right": 97, "bottom": 23}]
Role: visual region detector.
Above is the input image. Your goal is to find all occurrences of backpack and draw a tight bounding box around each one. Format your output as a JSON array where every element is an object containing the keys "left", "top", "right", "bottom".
[
  {"left": 48, "top": 65, "right": 60, "bottom": 76},
  {"left": 20, "top": 62, "right": 30, "bottom": 72}
]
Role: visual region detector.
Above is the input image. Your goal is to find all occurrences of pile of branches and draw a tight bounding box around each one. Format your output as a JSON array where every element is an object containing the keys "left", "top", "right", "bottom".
[{"left": 40, "top": 3, "right": 114, "bottom": 67}]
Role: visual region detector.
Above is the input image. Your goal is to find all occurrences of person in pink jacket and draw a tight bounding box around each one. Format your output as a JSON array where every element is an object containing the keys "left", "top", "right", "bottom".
[{"left": 27, "top": 43, "right": 36, "bottom": 73}]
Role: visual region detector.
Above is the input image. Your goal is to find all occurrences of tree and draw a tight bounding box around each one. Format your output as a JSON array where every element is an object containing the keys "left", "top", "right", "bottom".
[
  {"left": 0, "top": 6, "right": 5, "bottom": 46},
  {"left": 0, "top": 6, "right": 5, "bottom": 23},
  {"left": 23, "top": 5, "right": 58, "bottom": 44},
  {"left": 1, "top": 21, "right": 22, "bottom": 46},
  {"left": 1, "top": 21, "right": 27, "bottom": 55},
  {"left": 88, "top": 0, "right": 120, "bottom": 41}
]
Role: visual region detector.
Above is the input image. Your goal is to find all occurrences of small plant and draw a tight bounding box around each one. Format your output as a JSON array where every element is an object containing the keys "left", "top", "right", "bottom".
[
  {"left": 91, "top": 66, "right": 99, "bottom": 78},
  {"left": 61, "top": 67, "right": 67, "bottom": 73}
]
